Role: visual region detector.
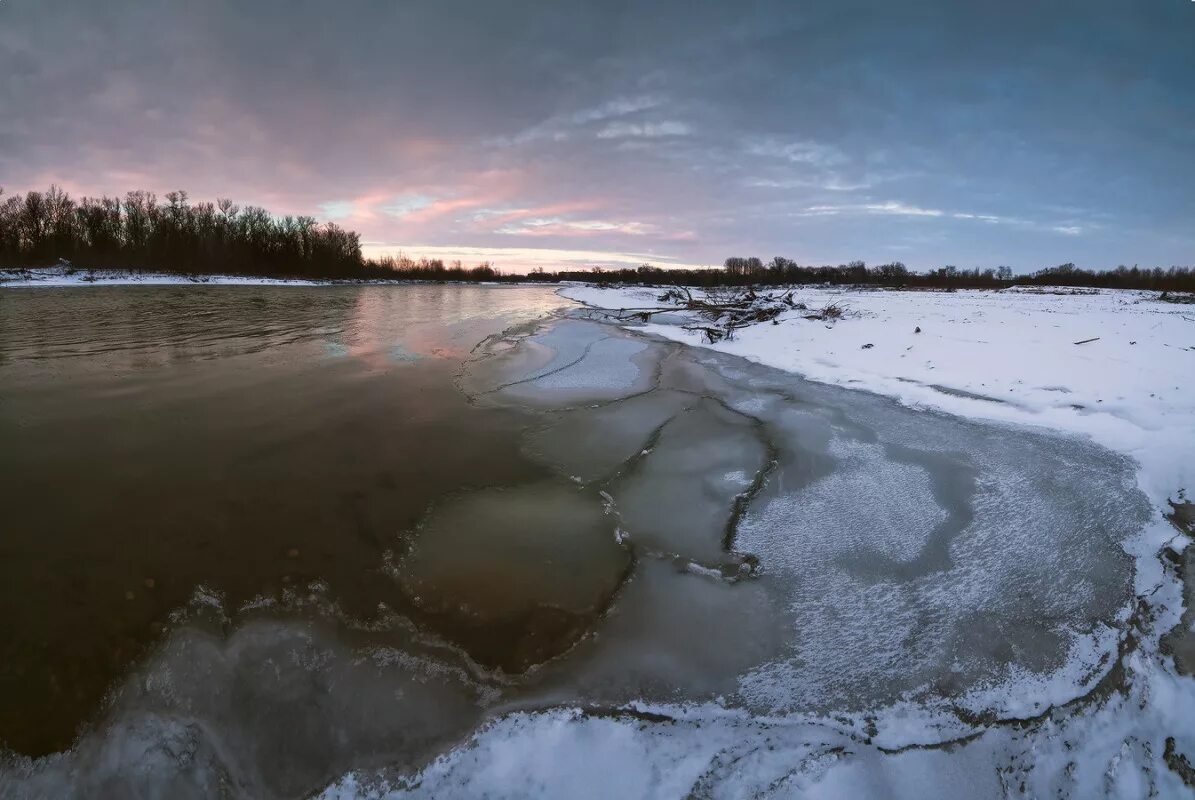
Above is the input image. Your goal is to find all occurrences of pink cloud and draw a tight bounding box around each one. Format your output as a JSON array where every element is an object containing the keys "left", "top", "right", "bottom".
[{"left": 398, "top": 196, "right": 491, "bottom": 225}]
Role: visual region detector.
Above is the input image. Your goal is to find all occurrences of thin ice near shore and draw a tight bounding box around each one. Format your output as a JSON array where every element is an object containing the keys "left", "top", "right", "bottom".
[
  {"left": 499, "top": 282, "right": 1193, "bottom": 797},
  {"left": 324, "top": 284, "right": 1195, "bottom": 798}
]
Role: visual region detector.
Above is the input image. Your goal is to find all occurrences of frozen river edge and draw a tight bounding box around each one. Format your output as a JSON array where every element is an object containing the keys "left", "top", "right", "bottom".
[
  {"left": 464, "top": 283, "right": 1189, "bottom": 799},
  {"left": 2, "top": 281, "right": 1191, "bottom": 798},
  {"left": 324, "top": 285, "right": 1194, "bottom": 799}
]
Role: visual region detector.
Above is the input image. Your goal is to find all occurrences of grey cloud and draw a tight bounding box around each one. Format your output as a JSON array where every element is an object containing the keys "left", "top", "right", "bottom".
[
  {"left": 488, "top": 95, "right": 666, "bottom": 146},
  {"left": 596, "top": 120, "right": 691, "bottom": 139}
]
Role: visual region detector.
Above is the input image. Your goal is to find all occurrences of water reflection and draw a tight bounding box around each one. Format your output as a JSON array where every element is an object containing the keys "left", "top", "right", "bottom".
[
  {"left": 0, "top": 284, "right": 563, "bottom": 756},
  {"left": 0, "top": 284, "right": 564, "bottom": 369}
]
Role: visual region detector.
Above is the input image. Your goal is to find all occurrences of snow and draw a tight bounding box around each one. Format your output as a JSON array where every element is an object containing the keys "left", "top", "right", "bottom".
[
  {"left": 319, "top": 707, "right": 1006, "bottom": 800},
  {"left": 0, "top": 266, "right": 532, "bottom": 288},
  {"left": 0, "top": 266, "right": 329, "bottom": 287},
  {"left": 561, "top": 284, "right": 1194, "bottom": 513}
]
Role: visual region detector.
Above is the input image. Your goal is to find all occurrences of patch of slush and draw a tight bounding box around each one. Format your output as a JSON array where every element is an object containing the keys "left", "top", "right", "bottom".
[{"left": 531, "top": 337, "right": 647, "bottom": 391}]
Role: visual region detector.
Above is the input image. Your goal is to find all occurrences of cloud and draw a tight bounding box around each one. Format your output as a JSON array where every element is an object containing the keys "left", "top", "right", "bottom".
[
  {"left": 380, "top": 194, "right": 434, "bottom": 218},
  {"left": 491, "top": 95, "right": 666, "bottom": 146},
  {"left": 596, "top": 120, "right": 691, "bottom": 139},
  {"left": 951, "top": 213, "right": 1006, "bottom": 223},
  {"left": 746, "top": 139, "right": 850, "bottom": 168},
  {"left": 317, "top": 201, "right": 356, "bottom": 220},
  {"left": 800, "top": 201, "right": 944, "bottom": 218},
  {"left": 495, "top": 217, "right": 657, "bottom": 237},
  {"left": 796, "top": 203, "right": 1091, "bottom": 238},
  {"left": 864, "top": 202, "right": 944, "bottom": 217},
  {"left": 570, "top": 96, "right": 663, "bottom": 125},
  {"left": 466, "top": 201, "right": 602, "bottom": 227},
  {"left": 747, "top": 176, "right": 875, "bottom": 192}
]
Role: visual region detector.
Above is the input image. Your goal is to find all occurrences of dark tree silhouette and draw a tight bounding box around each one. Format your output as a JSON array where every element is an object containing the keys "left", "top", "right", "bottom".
[
  {"left": 0, "top": 185, "right": 364, "bottom": 279},
  {"left": 524, "top": 259, "right": 1194, "bottom": 292}
]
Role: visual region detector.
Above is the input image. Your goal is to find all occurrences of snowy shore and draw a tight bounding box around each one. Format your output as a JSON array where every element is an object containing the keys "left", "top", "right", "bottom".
[
  {"left": 559, "top": 284, "right": 1194, "bottom": 509},
  {"left": 0, "top": 266, "right": 332, "bottom": 287},
  {"left": 326, "top": 284, "right": 1195, "bottom": 798},
  {"left": 526, "top": 282, "right": 1194, "bottom": 798},
  {"left": 0, "top": 266, "right": 535, "bottom": 289}
]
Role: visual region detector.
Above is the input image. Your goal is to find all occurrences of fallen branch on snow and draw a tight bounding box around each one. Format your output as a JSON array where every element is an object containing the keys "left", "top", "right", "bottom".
[{"left": 609, "top": 286, "right": 833, "bottom": 343}]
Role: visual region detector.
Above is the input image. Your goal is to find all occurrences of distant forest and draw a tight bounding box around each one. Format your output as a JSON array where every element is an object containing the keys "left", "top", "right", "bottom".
[
  {"left": 529, "top": 258, "right": 1195, "bottom": 292},
  {"left": 1, "top": 186, "right": 1191, "bottom": 292}
]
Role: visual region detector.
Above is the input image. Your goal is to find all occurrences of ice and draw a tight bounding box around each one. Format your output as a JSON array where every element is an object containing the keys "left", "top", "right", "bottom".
[
  {"left": 391, "top": 481, "right": 631, "bottom": 672},
  {"left": 561, "top": 284, "right": 1194, "bottom": 510},
  {"left": 607, "top": 398, "right": 768, "bottom": 565},
  {"left": 523, "top": 389, "right": 694, "bottom": 484},
  {"left": 463, "top": 319, "right": 657, "bottom": 408},
  {"left": 2, "top": 617, "right": 487, "bottom": 799},
  {"left": 549, "top": 283, "right": 1194, "bottom": 796},
  {"left": 518, "top": 558, "right": 792, "bottom": 706},
  {"left": 461, "top": 312, "right": 1147, "bottom": 719},
  {"left": 712, "top": 351, "right": 1145, "bottom": 714}
]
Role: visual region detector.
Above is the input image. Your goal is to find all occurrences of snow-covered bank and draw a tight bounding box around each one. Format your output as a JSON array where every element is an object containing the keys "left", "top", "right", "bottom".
[
  {"left": 518, "top": 282, "right": 1194, "bottom": 798},
  {"left": 0, "top": 266, "right": 533, "bottom": 288},
  {"left": 561, "top": 284, "right": 1194, "bottom": 511},
  {"left": 0, "top": 266, "right": 331, "bottom": 287}
]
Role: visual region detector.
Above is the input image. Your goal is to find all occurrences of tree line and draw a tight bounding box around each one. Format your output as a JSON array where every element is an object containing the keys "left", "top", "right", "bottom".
[
  {"left": 0, "top": 185, "right": 371, "bottom": 279},
  {"left": 525, "top": 257, "right": 1195, "bottom": 292},
  {"left": 2, "top": 185, "right": 1191, "bottom": 291}
]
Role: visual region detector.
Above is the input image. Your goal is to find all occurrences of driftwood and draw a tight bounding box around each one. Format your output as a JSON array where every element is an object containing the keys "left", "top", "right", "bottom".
[{"left": 611, "top": 287, "right": 840, "bottom": 343}]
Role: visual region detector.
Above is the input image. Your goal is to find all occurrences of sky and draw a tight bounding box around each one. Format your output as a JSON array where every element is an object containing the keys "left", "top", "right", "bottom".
[{"left": 1, "top": 0, "right": 1193, "bottom": 272}]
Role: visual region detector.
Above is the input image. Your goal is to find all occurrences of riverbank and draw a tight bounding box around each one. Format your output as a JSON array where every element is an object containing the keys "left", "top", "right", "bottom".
[
  {"left": 0, "top": 266, "right": 529, "bottom": 288},
  {"left": 562, "top": 284, "right": 1193, "bottom": 505},
  {"left": 548, "top": 282, "right": 1195, "bottom": 796}
]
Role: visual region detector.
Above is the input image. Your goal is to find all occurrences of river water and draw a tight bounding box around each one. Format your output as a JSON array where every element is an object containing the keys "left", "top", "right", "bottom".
[{"left": 0, "top": 284, "right": 1149, "bottom": 798}]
